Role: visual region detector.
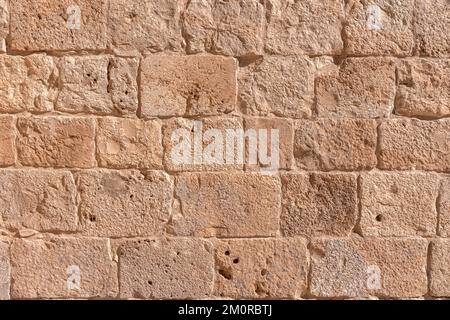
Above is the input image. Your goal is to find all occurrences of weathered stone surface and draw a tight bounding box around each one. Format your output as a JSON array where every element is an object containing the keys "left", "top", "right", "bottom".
[
  {"left": 17, "top": 116, "right": 95, "bottom": 168},
  {"left": 430, "top": 239, "right": 450, "bottom": 297},
  {"left": 281, "top": 173, "right": 357, "bottom": 237},
  {"left": 0, "top": 241, "right": 10, "bottom": 300},
  {"left": 140, "top": 55, "right": 237, "bottom": 118},
  {"left": 169, "top": 173, "right": 280, "bottom": 237},
  {"left": 10, "top": 0, "right": 108, "bottom": 51},
  {"left": 360, "top": 172, "right": 439, "bottom": 237},
  {"left": 184, "top": 0, "right": 264, "bottom": 57},
  {"left": 0, "top": 170, "right": 77, "bottom": 232},
  {"left": 266, "top": 0, "right": 343, "bottom": 55},
  {"left": 310, "top": 238, "right": 428, "bottom": 298},
  {"left": 214, "top": 238, "right": 308, "bottom": 298},
  {"left": 438, "top": 177, "right": 450, "bottom": 237},
  {"left": 76, "top": 170, "right": 172, "bottom": 237},
  {"left": 118, "top": 238, "right": 214, "bottom": 299},
  {"left": 379, "top": 119, "right": 450, "bottom": 171},
  {"left": 0, "top": 55, "right": 58, "bottom": 113},
  {"left": 415, "top": 0, "right": 450, "bottom": 57},
  {"left": 395, "top": 59, "right": 450, "bottom": 118},
  {"left": 238, "top": 56, "right": 315, "bottom": 118},
  {"left": 57, "top": 56, "right": 138, "bottom": 115},
  {"left": 294, "top": 119, "right": 377, "bottom": 171},
  {"left": 316, "top": 58, "right": 396, "bottom": 118},
  {"left": 11, "top": 237, "right": 117, "bottom": 299},
  {"left": 344, "top": 0, "right": 415, "bottom": 56},
  {"left": 108, "top": 0, "right": 186, "bottom": 54},
  {"left": 0, "top": 116, "right": 15, "bottom": 166},
  {"left": 0, "top": 0, "right": 8, "bottom": 52},
  {"left": 97, "top": 118, "right": 162, "bottom": 169}
]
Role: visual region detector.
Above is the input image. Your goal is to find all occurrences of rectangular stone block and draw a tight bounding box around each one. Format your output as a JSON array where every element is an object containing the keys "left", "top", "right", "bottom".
[
  {"left": 310, "top": 238, "right": 428, "bottom": 298},
  {"left": 214, "top": 238, "right": 308, "bottom": 299},
  {"left": 118, "top": 238, "right": 214, "bottom": 299},
  {"left": 0, "top": 116, "right": 15, "bottom": 166},
  {"left": 10, "top": 237, "right": 117, "bottom": 299},
  {"left": 169, "top": 173, "right": 280, "bottom": 237},
  {"left": 140, "top": 55, "right": 237, "bottom": 118},
  {"left": 430, "top": 239, "right": 450, "bottom": 297},
  {"left": 17, "top": 116, "right": 95, "bottom": 168},
  {"left": 0, "top": 0, "right": 8, "bottom": 52},
  {"left": 0, "top": 241, "right": 9, "bottom": 300},
  {"left": 438, "top": 177, "right": 450, "bottom": 237},
  {"left": 75, "top": 170, "right": 172, "bottom": 237}
]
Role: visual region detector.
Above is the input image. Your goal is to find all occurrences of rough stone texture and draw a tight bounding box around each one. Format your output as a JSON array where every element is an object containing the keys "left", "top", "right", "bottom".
[
  {"left": 169, "top": 173, "right": 280, "bottom": 237},
  {"left": 281, "top": 173, "right": 358, "bottom": 238},
  {"left": 75, "top": 170, "right": 172, "bottom": 237},
  {"left": 360, "top": 172, "right": 439, "bottom": 237},
  {"left": 0, "top": 241, "right": 10, "bottom": 299},
  {"left": 395, "top": 59, "right": 450, "bottom": 118},
  {"left": 0, "top": 169, "right": 77, "bottom": 232},
  {"left": 214, "top": 238, "right": 308, "bottom": 298},
  {"left": 310, "top": 238, "right": 428, "bottom": 298},
  {"left": 294, "top": 119, "right": 377, "bottom": 171},
  {"left": 238, "top": 55, "right": 315, "bottom": 118},
  {"left": 438, "top": 177, "right": 450, "bottom": 237},
  {"left": 17, "top": 116, "right": 95, "bottom": 168},
  {"left": 430, "top": 239, "right": 450, "bottom": 297},
  {"left": 344, "top": 0, "right": 415, "bottom": 56},
  {"left": 97, "top": 118, "right": 163, "bottom": 169},
  {"left": 0, "top": 55, "right": 58, "bottom": 113},
  {"left": 0, "top": 0, "right": 8, "bottom": 52},
  {"left": 10, "top": 0, "right": 108, "bottom": 51},
  {"left": 316, "top": 58, "right": 396, "bottom": 118},
  {"left": 0, "top": 116, "right": 15, "bottom": 166},
  {"left": 140, "top": 55, "right": 237, "bottom": 118},
  {"left": 10, "top": 237, "right": 117, "bottom": 299},
  {"left": 118, "top": 238, "right": 214, "bottom": 299},
  {"left": 266, "top": 0, "right": 344, "bottom": 55},
  {"left": 379, "top": 119, "right": 450, "bottom": 171}
]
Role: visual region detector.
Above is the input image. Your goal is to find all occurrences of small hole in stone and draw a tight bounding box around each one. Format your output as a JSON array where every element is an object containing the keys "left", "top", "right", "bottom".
[
  {"left": 130, "top": 194, "right": 134, "bottom": 199},
  {"left": 225, "top": 250, "right": 230, "bottom": 256},
  {"left": 261, "top": 269, "right": 267, "bottom": 276},
  {"left": 233, "top": 258, "right": 239, "bottom": 264},
  {"left": 89, "top": 215, "right": 96, "bottom": 222},
  {"left": 147, "top": 280, "right": 152, "bottom": 285},
  {"left": 376, "top": 214, "right": 383, "bottom": 222}
]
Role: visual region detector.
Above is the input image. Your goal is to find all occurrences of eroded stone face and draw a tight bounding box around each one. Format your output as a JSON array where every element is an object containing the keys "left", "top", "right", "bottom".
[
  {"left": 0, "top": 116, "right": 15, "bottom": 166},
  {"left": 0, "top": 0, "right": 8, "bottom": 52},
  {"left": 430, "top": 239, "right": 450, "bottom": 297},
  {"left": 0, "top": 241, "right": 10, "bottom": 300},
  {"left": 438, "top": 177, "right": 450, "bottom": 237}
]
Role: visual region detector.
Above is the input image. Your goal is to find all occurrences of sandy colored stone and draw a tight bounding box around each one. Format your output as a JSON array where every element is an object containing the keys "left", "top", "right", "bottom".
[
  {"left": 0, "top": 55, "right": 58, "bottom": 113},
  {"left": 438, "top": 177, "right": 450, "bottom": 236},
  {"left": 0, "top": 241, "right": 9, "bottom": 300},
  {"left": 214, "top": 238, "right": 308, "bottom": 298},
  {"left": 379, "top": 119, "right": 450, "bottom": 171},
  {"left": 75, "top": 170, "right": 172, "bottom": 237},
  {"left": 97, "top": 118, "right": 162, "bottom": 169},
  {"left": 0, "top": 116, "right": 15, "bottom": 166},
  {"left": 169, "top": 173, "right": 280, "bottom": 237},
  {"left": 17, "top": 116, "right": 95, "bottom": 168},
  {"left": 344, "top": 0, "right": 414, "bottom": 56},
  {"left": 238, "top": 55, "right": 314, "bottom": 118},
  {"left": 140, "top": 55, "right": 237, "bottom": 118},
  {"left": 0, "top": 0, "right": 8, "bottom": 52},
  {"left": 109, "top": 0, "right": 186, "bottom": 54},
  {"left": 0, "top": 170, "right": 77, "bottom": 232},
  {"left": 415, "top": 0, "right": 450, "bottom": 57},
  {"left": 118, "top": 238, "right": 214, "bottom": 299},
  {"left": 294, "top": 119, "right": 377, "bottom": 171},
  {"left": 430, "top": 239, "right": 450, "bottom": 297},
  {"left": 310, "top": 238, "right": 428, "bottom": 298},
  {"left": 184, "top": 0, "right": 264, "bottom": 57},
  {"left": 360, "top": 172, "right": 439, "bottom": 237},
  {"left": 281, "top": 173, "right": 357, "bottom": 237},
  {"left": 11, "top": 237, "right": 117, "bottom": 299},
  {"left": 316, "top": 58, "right": 396, "bottom": 118},
  {"left": 57, "top": 56, "right": 138, "bottom": 115},
  {"left": 395, "top": 59, "right": 450, "bottom": 118},
  {"left": 266, "top": 0, "right": 343, "bottom": 55}
]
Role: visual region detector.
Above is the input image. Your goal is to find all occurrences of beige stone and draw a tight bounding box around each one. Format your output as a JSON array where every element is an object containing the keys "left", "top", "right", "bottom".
[
  {"left": 17, "top": 116, "right": 95, "bottom": 168},
  {"left": 214, "top": 238, "right": 308, "bottom": 298},
  {"left": 310, "top": 238, "right": 428, "bottom": 298},
  {"left": 0, "top": 169, "right": 77, "bottom": 232},
  {"left": 430, "top": 239, "right": 450, "bottom": 297},
  {"left": 0, "top": 55, "right": 58, "bottom": 113},
  {"left": 0, "top": 0, "right": 8, "bottom": 52},
  {"left": 379, "top": 119, "right": 450, "bottom": 171},
  {"left": 395, "top": 59, "right": 450, "bottom": 118},
  {"left": 11, "top": 237, "right": 117, "bottom": 299},
  {"left": 97, "top": 118, "right": 162, "bottom": 169},
  {"left": 0, "top": 241, "right": 9, "bottom": 300},
  {"left": 140, "top": 55, "right": 237, "bottom": 118},
  {"left": 344, "top": 0, "right": 414, "bottom": 56},
  {"left": 10, "top": 0, "right": 107, "bottom": 51},
  {"left": 75, "top": 170, "right": 172, "bottom": 237},
  {"left": 238, "top": 56, "right": 315, "bottom": 118},
  {"left": 316, "top": 58, "right": 396, "bottom": 118},
  {"left": 438, "top": 177, "right": 450, "bottom": 236},
  {"left": 118, "top": 238, "right": 214, "bottom": 299},
  {"left": 0, "top": 116, "right": 15, "bottom": 166},
  {"left": 184, "top": 0, "right": 264, "bottom": 57},
  {"left": 169, "top": 173, "right": 280, "bottom": 237},
  {"left": 294, "top": 119, "right": 377, "bottom": 171},
  {"left": 266, "top": 0, "right": 343, "bottom": 55},
  {"left": 281, "top": 173, "right": 358, "bottom": 237},
  {"left": 360, "top": 172, "right": 439, "bottom": 237}
]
